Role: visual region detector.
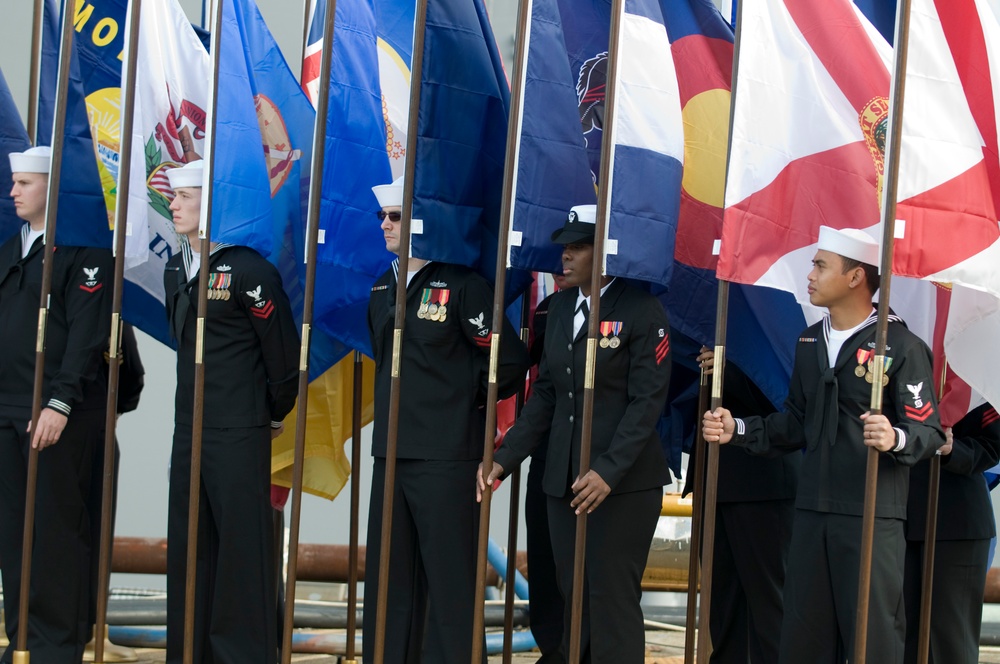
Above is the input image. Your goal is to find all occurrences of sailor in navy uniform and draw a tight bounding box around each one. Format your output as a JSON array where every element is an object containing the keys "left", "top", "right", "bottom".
[
  {"left": 363, "top": 175, "right": 530, "bottom": 664},
  {"left": 903, "top": 401, "right": 1000, "bottom": 663},
  {"left": 481, "top": 205, "right": 672, "bottom": 663},
  {"left": 704, "top": 226, "right": 946, "bottom": 664},
  {"left": 0, "top": 146, "right": 113, "bottom": 662},
  {"left": 163, "top": 161, "right": 300, "bottom": 664}
]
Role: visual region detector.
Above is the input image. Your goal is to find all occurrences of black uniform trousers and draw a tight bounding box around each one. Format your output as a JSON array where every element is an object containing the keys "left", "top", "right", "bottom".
[
  {"left": 525, "top": 455, "right": 565, "bottom": 663},
  {"left": 903, "top": 538, "right": 990, "bottom": 664},
  {"left": 780, "top": 509, "right": 906, "bottom": 664},
  {"left": 710, "top": 499, "right": 793, "bottom": 664},
  {"left": 0, "top": 407, "right": 101, "bottom": 664},
  {"left": 546, "top": 487, "right": 661, "bottom": 664},
  {"left": 362, "top": 458, "right": 485, "bottom": 664},
  {"left": 166, "top": 424, "right": 276, "bottom": 664}
]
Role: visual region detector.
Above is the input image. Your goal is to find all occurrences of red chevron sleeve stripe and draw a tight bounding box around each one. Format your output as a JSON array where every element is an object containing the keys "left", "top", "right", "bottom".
[
  {"left": 984, "top": 407, "right": 999, "bottom": 427},
  {"left": 655, "top": 335, "right": 670, "bottom": 365},
  {"left": 904, "top": 403, "right": 935, "bottom": 422}
]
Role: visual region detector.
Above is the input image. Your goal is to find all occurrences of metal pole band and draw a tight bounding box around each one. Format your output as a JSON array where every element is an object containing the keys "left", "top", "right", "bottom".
[
  {"left": 36, "top": 308, "right": 47, "bottom": 353},
  {"left": 195, "top": 317, "right": 206, "bottom": 364},
  {"left": 391, "top": 329, "right": 403, "bottom": 378},
  {"left": 870, "top": 355, "right": 886, "bottom": 411},
  {"left": 711, "top": 345, "right": 726, "bottom": 401},
  {"left": 109, "top": 312, "right": 121, "bottom": 360},
  {"left": 12, "top": 651, "right": 28, "bottom": 664},
  {"left": 488, "top": 333, "right": 500, "bottom": 385},
  {"left": 299, "top": 324, "right": 311, "bottom": 372},
  {"left": 584, "top": 338, "right": 597, "bottom": 390}
]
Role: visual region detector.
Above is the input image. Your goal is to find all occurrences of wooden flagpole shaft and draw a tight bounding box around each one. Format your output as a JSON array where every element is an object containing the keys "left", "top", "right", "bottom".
[
  {"left": 183, "top": 0, "right": 226, "bottom": 660},
  {"left": 853, "top": 1, "right": 912, "bottom": 661},
  {"left": 372, "top": 0, "right": 428, "bottom": 661},
  {"left": 13, "top": 3, "right": 75, "bottom": 660},
  {"left": 93, "top": 1, "right": 144, "bottom": 661},
  {"left": 696, "top": 282, "right": 730, "bottom": 664},
  {"left": 683, "top": 369, "right": 710, "bottom": 664},
  {"left": 281, "top": 0, "right": 339, "bottom": 659},
  {"left": 502, "top": 311, "right": 531, "bottom": 664},
  {"left": 567, "top": 0, "right": 626, "bottom": 661},
  {"left": 695, "top": 1, "right": 745, "bottom": 656},
  {"left": 345, "top": 350, "right": 364, "bottom": 664},
  {"left": 915, "top": 454, "right": 940, "bottom": 664},
  {"left": 27, "top": 0, "right": 44, "bottom": 143},
  {"left": 471, "top": 0, "right": 533, "bottom": 658},
  {"left": 915, "top": 359, "right": 948, "bottom": 664}
]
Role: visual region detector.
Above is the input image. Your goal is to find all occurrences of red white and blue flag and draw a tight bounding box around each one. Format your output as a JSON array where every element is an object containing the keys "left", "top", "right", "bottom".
[
  {"left": 893, "top": 0, "right": 1000, "bottom": 417},
  {"left": 719, "top": 0, "right": 890, "bottom": 305}
]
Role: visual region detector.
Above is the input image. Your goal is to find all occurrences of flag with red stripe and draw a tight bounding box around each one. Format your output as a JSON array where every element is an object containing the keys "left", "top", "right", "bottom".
[
  {"left": 718, "top": 0, "right": 890, "bottom": 304},
  {"left": 893, "top": 0, "right": 1000, "bottom": 413}
]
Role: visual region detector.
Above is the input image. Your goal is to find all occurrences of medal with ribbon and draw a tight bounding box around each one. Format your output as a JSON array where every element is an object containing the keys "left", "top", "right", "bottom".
[
  {"left": 599, "top": 321, "right": 614, "bottom": 348},
  {"left": 609, "top": 321, "right": 623, "bottom": 348},
  {"left": 855, "top": 349, "right": 873, "bottom": 378},
  {"left": 207, "top": 272, "right": 232, "bottom": 301}
]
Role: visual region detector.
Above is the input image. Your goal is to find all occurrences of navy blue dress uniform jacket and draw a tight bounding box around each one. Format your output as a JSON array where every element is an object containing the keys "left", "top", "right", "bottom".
[
  {"left": 0, "top": 230, "right": 112, "bottom": 414},
  {"left": 367, "top": 261, "right": 530, "bottom": 460},
  {"left": 495, "top": 279, "right": 672, "bottom": 496},
  {"left": 164, "top": 245, "right": 299, "bottom": 426},
  {"left": 732, "top": 313, "right": 945, "bottom": 519},
  {"left": 906, "top": 402, "right": 1000, "bottom": 542}
]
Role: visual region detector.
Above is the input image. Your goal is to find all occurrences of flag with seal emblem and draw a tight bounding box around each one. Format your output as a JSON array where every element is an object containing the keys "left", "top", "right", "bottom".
[{"left": 0, "top": 67, "right": 30, "bottom": 244}]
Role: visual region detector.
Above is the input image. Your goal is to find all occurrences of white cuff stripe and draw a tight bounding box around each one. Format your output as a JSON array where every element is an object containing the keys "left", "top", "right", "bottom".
[
  {"left": 892, "top": 428, "right": 906, "bottom": 452},
  {"left": 735, "top": 418, "right": 746, "bottom": 436},
  {"left": 47, "top": 399, "right": 71, "bottom": 416},
  {"left": 270, "top": 421, "right": 283, "bottom": 429}
]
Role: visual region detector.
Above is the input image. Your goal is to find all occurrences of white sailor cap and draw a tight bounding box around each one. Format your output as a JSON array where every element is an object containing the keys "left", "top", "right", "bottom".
[
  {"left": 817, "top": 225, "right": 880, "bottom": 267},
  {"left": 166, "top": 160, "right": 205, "bottom": 190},
  {"left": 551, "top": 204, "right": 597, "bottom": 244},
  {"left": 371, "top": 175, "right": 404, "bottom": 209},
  {"left": 8, "top": 146, "right": 52, "bottom": 174}
]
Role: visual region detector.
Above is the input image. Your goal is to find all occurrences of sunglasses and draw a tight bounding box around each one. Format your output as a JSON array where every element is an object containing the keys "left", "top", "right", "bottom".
[{"left": 377, "top": 210, "right": 402, "bottom": 222}]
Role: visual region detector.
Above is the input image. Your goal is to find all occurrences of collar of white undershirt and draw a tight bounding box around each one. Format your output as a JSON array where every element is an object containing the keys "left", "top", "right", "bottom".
[{"left": 575, "top": 278, "right": 616, "bottom": 312}]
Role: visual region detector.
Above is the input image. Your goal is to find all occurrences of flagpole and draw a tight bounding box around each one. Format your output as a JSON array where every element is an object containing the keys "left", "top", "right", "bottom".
[
  {"left": 91, "top": 1, "right": 143, "bottom": 661},
  {"left": 12, "top": 0, "right": 75, "bottom": 660},
  {"left": 346, "top": 350, "right": 364, "bottom": 664},
  {"left": 372, "top": 0, "right": 428, "bottom": 660},
  {"left": 683, "top": 369, "right": 710, "bottom": 664},
  {"left": 471, "top": 0, "right": 532, "bottom": 658},
  {"left": 566, "top": 0, "right": 625, "bottom": 659},
  {"left": 27, "top": 0, "right": 44, "bottom": 143},
  {"left": 915, "top": 348, "right": 948, "bottom": 664},
  {"left": 182, "top": 0, "right": 226, "bottom": 660},
  {"left": 853, "top": 0, "right": 913, "bottom": 661},
  {"left": 299, "top": 0, "right": 312, "bottom": 81},
  {"left": 694, "top": 0, "right": 746, "bottom": 659},
  {"left": 916, "top": 453, "right": 941, "bottom": 664},
  {"left": 280, "top": 0, "right": 338, "bottom": 660},
  {"left": 502, "top": 303, "right": 531, "bottom": 664}
]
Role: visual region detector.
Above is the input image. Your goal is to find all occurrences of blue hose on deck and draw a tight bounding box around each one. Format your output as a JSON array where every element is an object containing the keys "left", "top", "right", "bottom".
[
  {"left": 107, "top": 625, "right": 537, "bottom": 654},
  {"left": 487, "top": 536, "right": 530, "bottom": 600}
]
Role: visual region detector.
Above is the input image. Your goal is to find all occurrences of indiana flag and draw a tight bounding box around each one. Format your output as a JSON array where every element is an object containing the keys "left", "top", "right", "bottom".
[
  {"left": 892, "top": 0, "right": 1000, "bottom": 416},
  {"left": 122, "top": 0, "right": 212, "bottom": 343},
  {"left": 718, "top": 0, "right": 890, "bottom": 305}
]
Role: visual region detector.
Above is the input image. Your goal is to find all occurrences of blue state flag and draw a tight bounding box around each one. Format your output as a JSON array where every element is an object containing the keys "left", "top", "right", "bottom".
[
  {"left": 409, "top": 0, "right": 511, "bottom": 281},
  {"left": 508, "top": 0, "right": 596, "bottom": 275},
  {"left": 213, "top": 0, "right": 348, "bottom": 376},
  {"left": 1, "top": 68, "right": 31, "bottom": 244},
  {"left": 38, "top": 0, "right": 115, "bottom": 248},
  {"left": 305, "top": 0, "right": 395, "bottom": 355}
]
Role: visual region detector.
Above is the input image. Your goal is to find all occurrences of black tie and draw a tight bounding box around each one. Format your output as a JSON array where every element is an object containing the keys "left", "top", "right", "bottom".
[{"left": 575, "top": 299, "right": 589, "bottom": 338}]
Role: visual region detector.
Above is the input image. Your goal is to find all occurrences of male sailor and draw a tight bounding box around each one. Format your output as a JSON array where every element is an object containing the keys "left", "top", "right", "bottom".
[
  {"left": 163, "top": 160, "right": 299, "bottom": 664},
  {"left": 703, "top": 225, "right": 945, "bottom": 664}
]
